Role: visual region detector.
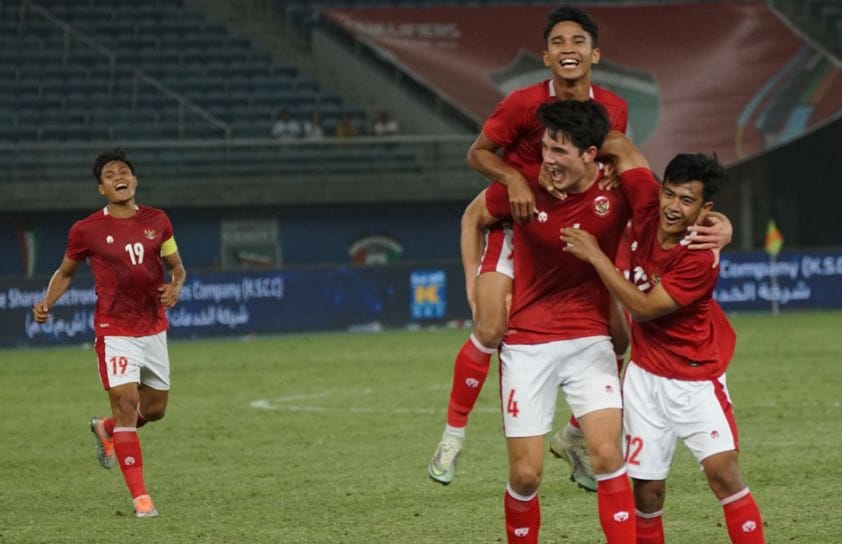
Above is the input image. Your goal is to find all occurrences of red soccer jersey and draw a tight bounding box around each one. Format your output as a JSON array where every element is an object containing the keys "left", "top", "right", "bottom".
[
  {"left": 66, "top": 206, "right": 175, "bottom": 337},
  {"left": 620, "top": 168, "right": 736, "bottom": 381},
  {"left": 486, "top": 171, "right": 632, "bottom": 344},
  {"left": 483, "top": 80, "right": 628, "bottom": 183}
]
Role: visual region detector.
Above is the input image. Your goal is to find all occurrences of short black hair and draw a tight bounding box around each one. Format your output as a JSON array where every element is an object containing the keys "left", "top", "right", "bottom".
[
  {"left": 663, "top": 153, "right": 729, "bottom": 201},
  {"left": 536, "top": 99, "right": 610, "bottom": 153},
  {"left": 544, "top": 5, "right": 599, "bottom": 46},
  {"left": 93, "top": 147, "right": 134, "bottom": 184}
]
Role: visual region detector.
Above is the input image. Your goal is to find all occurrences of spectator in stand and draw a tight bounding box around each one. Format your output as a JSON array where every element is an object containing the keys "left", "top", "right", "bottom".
[
  {"left": 335, "top": 115, "right": 359, "bottom": 139},
  {"left": 372, "top": 111, "right": 400, "bottom": 137},
  {"left": 271, "top": 109, "right": 302, "bottom": 140},
  {"left": 302, "top": 111, "right": 325, "bottom": 140}
]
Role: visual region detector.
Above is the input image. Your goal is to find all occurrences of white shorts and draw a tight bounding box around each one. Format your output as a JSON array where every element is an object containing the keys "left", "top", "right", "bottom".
[
  {"left": 622, "top": 361, "right": 738, "bottom": 480},
  {"left": 95, "top": 331, "right": 171, "bottom": 391},
  {"left": 500, "top": 336, "right": 622, "bottom": 438},
  {"left": 478, "top": 222, "right": 514, "bottom": 278}
]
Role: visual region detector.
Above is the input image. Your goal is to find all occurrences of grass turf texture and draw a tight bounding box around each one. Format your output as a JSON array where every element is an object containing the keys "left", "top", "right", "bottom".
[{"left": 0, "top": 310, "right": 840, "bottom": 543}]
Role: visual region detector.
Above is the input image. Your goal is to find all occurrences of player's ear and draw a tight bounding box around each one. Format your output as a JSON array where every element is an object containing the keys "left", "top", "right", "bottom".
[
  {"left": 542, "top": 49, "right": 551, "bottom": 68},
  {"left": 97, "top": 183, "right": 105, "bottom": 196},
  {"left": 583, "top": 145, "right": 598, "bottom": 163},
  {"left": 591, "top": 47, "right": 601, "bottom": 65},
  {"left": 696, "top": 202, "right": 714, "bottom": 224}
]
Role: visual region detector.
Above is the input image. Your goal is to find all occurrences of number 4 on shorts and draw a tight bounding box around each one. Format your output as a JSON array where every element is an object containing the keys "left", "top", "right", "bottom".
[{"left": 506, "top": 389, "right": 519, "bottom": 417}]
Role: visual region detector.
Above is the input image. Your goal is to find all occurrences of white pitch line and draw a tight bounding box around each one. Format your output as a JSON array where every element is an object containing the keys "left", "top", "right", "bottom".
[{"left": 250, "top": 400, "right": 500, "bottom": 414}]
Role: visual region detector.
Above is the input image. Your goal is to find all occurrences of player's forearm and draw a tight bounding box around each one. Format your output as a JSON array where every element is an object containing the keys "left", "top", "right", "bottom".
[
  {"left": 590, "top": 252, "right": 652, "bottom": 321},
  {"left": 467, "top": 148, "right": 524, "bottom": 188},
  {"left": 170, "top": 264, "right": 186, "bottom": 287},
  {"left": 42, "top": 269, "right": 74, "bottom": 309}
]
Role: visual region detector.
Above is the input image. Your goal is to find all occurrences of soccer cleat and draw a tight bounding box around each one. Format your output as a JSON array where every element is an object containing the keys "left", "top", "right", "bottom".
[
  {"left": 428, "top": 433, "right": 464, "bottom": 486},
  {"left": 89, "top": 417, "right": 116, "bottom": 469},
  {"left": 133, "top": 494, "right": 160, "bottom": 518},
  {"left": 549, "top": 428, "right": 597, "bottom": 492}
]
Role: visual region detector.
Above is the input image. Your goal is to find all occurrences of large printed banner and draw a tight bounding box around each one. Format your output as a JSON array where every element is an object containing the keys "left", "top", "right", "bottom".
[
  {"left": 0, "top": 265, "right": 468, "bottom": 348},
  {"left": 715, "top": 250, "right": 842, "bottom": 311},
  {"left": 2, "top": 251, "right": 841, "bottom": 347},
  {"left": 324, "top": 3, "right": 842, "bottom": 172}
]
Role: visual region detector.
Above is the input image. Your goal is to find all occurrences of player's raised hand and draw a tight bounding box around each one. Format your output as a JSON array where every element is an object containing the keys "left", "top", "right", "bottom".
[
  {"left": 32, "top": 300, "right": 50, "bottom": 323},
  {"left": 158, "top": 282, "right": 182, "bottom": 308},
  {"left": 507, "top": 174, "right": 537, "bottom": 223},
  {"left": 597, "top": 162, "right": 620, "bottom": 190},
  {"left": 560, "top": 227, "right": 600, "bottom": 262},
  {"left": 538, "top": 163, "right": 568, "bottom": 201}
]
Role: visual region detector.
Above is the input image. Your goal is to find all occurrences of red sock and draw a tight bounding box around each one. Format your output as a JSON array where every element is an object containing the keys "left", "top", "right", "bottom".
[
  {"left": 596, "top": 469, "right": 636, "bottom": 543},
  {"left": 721, "top": 489, "right": 765, "bottom": 543},
  {"left": 446, "top": 335, "right": 493, "bottom": 427},
  {"left": 102, "top": 416, "right": 115, "bottom": 437},
  {"left": 504, "top": 486, "right": 540, "bottom": 544},
  {"left": 112, "top": 428, "right": 147, "bottom": 499},
  {"left": 636, "top": 510, "right": 664, "bottom": 544}
]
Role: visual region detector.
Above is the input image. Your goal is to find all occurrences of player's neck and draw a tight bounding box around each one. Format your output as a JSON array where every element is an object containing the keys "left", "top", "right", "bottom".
[
  {"left": 657, "top": 228, "right": 682, "bottom": 249},
  {"left": 568, "top": 163, "right": 600, "bottom": 194},
  {"left": 107, "top": 201, "right": 137, "bottom": 219},
  {"left": 552, "top": 76, "right": 592, "bottom": 101}
]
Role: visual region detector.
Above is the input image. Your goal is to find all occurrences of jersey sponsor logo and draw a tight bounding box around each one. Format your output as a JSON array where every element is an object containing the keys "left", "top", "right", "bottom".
[
  {"left": 593, "top": 195, "right": 611, "bottom": 216},
  {"left": 106, "top": 235, "right": 114, "bottom": 244},
  {"left": 513, "top": 527, "right": 530, "bottom": 537},
  {"left": 710, "top": 430, "right": 720, "bottom": 439},
  {"left": 537, "top": 211, "right": 548, "bottom": 223},
  {"left": 144, "top": 229, "right": 157, "bottom": 240},
  {"left": 613, "top": 511, "right": 630, "bottom": 522},
  {"left": 742, "top": 520, "right": 757, "bottom": 532}
]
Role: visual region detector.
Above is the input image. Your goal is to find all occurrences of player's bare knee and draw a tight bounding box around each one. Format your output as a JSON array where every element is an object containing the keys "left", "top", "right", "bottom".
[
  {"left": 633, "top": 480, "right": 665, "bottom": 513},
  {"left": 473, "top": 321, "right": 505, "bottom": 349},
  {"left": 510, "top": 466, "right": 542, "bottom": 496},
  {"left": 588, "top": 442, "right": 624, "bottom": 474}
]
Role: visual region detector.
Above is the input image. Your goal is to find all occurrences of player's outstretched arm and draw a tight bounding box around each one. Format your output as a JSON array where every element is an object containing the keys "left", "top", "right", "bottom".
[
  {"left": 461, "top": 189, "right": 501, "bottom": 315},
  {"left": 33, "top": 256, "right": 81, "bottom": 323},
  {"left": 467, "top": 132, "right": 535, "bottom": 223},
  {"left": 560, "top": 227, "right": 680, "bottom": 321},
  {"left": 159, "top": 251, "right": 186, "bottom": 308}
]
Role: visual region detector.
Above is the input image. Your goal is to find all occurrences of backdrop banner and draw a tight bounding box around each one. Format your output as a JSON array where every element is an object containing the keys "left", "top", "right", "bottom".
[{"left": 2, "top": 250, "right": 841, "bottom": 347}]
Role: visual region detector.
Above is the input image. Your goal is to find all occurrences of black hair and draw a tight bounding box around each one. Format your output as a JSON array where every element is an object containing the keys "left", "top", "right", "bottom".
[
  {"left": 663, "top": 153, "right": 729, "bottom": 201},
  {"left": 544, "top": 5, "right": 599, "bottom": 46},
  {"left": 536, "top": 99, "right": 610, "bottom": 152},
  {"left": 92, "top": 147, "right": 134, "bottom": 184}
]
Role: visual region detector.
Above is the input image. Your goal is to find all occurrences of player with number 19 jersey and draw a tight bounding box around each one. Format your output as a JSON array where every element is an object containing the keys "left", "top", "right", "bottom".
[{"left": 66, "top": 206, "right": 176, "bottom": 337}]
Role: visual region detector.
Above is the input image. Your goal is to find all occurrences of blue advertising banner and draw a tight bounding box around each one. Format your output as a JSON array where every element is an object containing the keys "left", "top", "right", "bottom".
[
  {"left": 0, "top": 264, "right": 469, "bottom": 348},
  {"left": 715, "top": 250, "right": 842, "bottom": 311}
]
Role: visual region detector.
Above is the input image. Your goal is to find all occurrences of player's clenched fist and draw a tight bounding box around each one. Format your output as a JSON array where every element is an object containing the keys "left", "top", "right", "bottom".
[{"left": 32, "top": 300, "right": 50, "bottom": 323}]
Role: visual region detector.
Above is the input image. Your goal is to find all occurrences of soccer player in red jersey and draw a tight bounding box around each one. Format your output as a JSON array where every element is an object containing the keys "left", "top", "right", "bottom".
[
  {"left": 464, "top": 99, "right": 638, "bottom": 543},
  {"left": 561, "top": 132, "right": 765, "bottom": 543},
  {"left": 429, "top": 4, "right": 631, "bottom": 490},
  {"left": 33, "top": 148, "right": 186, "bottom": 518}
]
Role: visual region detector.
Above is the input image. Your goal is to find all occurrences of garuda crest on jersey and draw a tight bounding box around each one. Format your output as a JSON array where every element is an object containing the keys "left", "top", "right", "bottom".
[
  {"left": 593, "top": 195, "right": 610, "bottom": 217},
  {"left": 144, "top": 229, "right": 157, "bottom": 240}
]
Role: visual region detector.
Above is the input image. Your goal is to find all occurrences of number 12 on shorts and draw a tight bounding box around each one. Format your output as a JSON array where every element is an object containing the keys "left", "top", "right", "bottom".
[
  {"left": 506, "top": 389, "right": 519, "bottom": 417},
  {"left": 624, "top": 434, "right": 643, "bottom": 466}
]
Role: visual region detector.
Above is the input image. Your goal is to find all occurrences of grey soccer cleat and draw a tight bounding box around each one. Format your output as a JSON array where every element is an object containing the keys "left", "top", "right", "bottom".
[
  {"left": 428, "top": 433, "right": 464, "bottom": 486},
  {"left": 89, "top": 416, "right": 116, "bottom": 469},
  {"left": 549, "top": 428, "right": 597, "bottom": 492}
]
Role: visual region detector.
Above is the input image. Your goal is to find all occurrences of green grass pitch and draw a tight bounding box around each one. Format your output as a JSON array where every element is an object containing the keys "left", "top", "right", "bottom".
[{"left": 1, "top": 311, "right": 840, "bottom": 543}]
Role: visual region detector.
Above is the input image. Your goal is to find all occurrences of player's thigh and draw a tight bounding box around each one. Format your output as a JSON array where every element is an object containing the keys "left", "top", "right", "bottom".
[
  {"left": 670, "top": 374, "right": 738, "bottom": 464},
  {"left": 96, "top": 335, "right": 144, "bottom": 390},
  {"left": 473, "top": 271, "right": 511, "bottom": 343},
  {"left": 559, "top": 336, "right": 622, "bottom": 419},
  {"left": 623, "top": 362, "right": 677, "bottom": 481},
  {"left": 499, "top": 343, "right": 559, "bottom": 438},
  {"left": 139, "top": 331, "right": 171, "bottom": 391}
]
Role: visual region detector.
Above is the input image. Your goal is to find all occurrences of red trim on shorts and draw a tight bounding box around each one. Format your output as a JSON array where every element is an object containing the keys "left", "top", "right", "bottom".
[
  {"left": 479, "top": 224, "right": 507, "bottom": 275},
  {"left": 95, "top": 336, "right": 110, "bottom": 390},
  {"left": 712, "top": 377, "right": 739, "bottom": 451}
]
